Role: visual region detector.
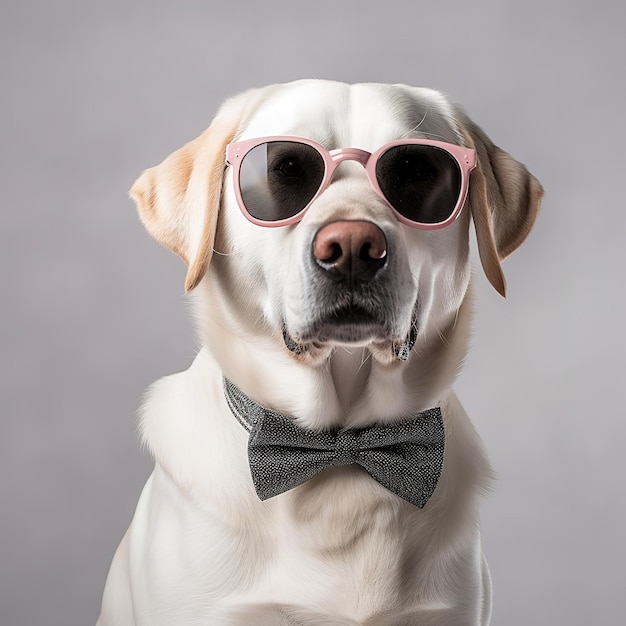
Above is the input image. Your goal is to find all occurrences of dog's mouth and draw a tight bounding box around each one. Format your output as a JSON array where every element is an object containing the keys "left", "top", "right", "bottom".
[
  {"left": 282, "top": 304, "right": 418, "bottom": 362},
  {"left": 305, "top": 303, "right": 388, "bottom": 342}
]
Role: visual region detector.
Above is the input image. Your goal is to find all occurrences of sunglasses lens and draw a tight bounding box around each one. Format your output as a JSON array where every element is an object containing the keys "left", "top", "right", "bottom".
[
  {"left": 375, "top": 145, "right": 462, "bottom": 224},
  {"left": 239, "top": 141, "right": 326, "bottom": 222}
]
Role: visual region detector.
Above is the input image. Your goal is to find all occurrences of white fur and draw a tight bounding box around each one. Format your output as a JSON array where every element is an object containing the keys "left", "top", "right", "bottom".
[{"left": 97, "top": 80, "right": 519, "bottom": 625}]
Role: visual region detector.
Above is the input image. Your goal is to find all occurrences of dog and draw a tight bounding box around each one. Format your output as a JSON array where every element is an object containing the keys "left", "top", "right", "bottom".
[{"left": 97, "top": 80, "right": 542, "bottom": 625}]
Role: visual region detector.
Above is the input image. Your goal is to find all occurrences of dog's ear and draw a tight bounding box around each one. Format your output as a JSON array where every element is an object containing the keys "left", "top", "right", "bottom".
[
  {"left": 130, "top": 90, "right": 261, "bottom": 292},
  {"left": 454, "top": 108, "right": 544, "bottom": 297}
]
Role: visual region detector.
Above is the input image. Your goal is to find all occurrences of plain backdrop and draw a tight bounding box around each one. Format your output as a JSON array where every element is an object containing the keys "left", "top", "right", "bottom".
[{"left": 2, "top": 1, "right": 625, "bottom": 624}]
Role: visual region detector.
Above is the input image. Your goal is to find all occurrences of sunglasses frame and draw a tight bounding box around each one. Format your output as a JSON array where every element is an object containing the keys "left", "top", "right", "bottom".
[{"left": 225, "top": 135, "right": 476, "bottom": 229}]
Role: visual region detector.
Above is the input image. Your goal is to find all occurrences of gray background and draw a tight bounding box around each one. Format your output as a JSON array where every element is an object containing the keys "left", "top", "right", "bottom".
[{"left": 2, "top": 1, "right": 625, "bottom": 624}]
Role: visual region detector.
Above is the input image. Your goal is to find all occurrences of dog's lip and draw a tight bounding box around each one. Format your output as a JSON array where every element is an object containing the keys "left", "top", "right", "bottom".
[
  {"left": 302, "top": 323, "right": 387, "bottom": 345},
  {"left": 295, "top": 304, "right": 390, "bottom": 343},
  {"left": 326, "top": 304, "right": 380, "bottom": 325}
]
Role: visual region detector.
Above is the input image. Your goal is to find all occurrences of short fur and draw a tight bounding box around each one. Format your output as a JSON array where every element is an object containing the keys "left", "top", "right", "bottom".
[{"left": 98, "top": 80, "right": 542, "bottom": 625}]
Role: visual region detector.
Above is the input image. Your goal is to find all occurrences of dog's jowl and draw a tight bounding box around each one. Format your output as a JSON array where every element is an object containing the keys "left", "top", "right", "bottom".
[{"left": 98, "top": 80, "right": 542, "bottom": 626}]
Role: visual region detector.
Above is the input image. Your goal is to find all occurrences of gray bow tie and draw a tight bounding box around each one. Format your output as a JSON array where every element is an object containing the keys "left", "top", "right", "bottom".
[{"left": 224, "top": 378, "right": 445, "bottom": 508}]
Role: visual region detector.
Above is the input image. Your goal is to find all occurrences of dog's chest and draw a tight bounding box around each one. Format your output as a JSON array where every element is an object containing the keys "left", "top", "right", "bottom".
[
  {"left": 139, "top": 466, "right": 427, "bottom": 616},
  {"left": 250, "top": 466, "right": 427, "bottom": 610}
]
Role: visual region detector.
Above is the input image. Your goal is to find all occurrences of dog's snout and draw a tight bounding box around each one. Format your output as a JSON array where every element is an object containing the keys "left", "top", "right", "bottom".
[{"left": 312, "top": 220, "right": 387, "bottom": 282}]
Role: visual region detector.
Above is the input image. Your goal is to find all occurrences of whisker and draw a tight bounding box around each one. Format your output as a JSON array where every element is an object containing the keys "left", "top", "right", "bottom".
[
  {"left": 400, "top": 109, "right": 458, "bottom": 143},
  {"left": 451, "top": 306, "right": 461, "bottom": 331},
  {"left": 401, "top": 108, "right": 429, "bottom": 137},
  {"left": 212, "top": 247, "right": 237, "bottom": 257},
  {"left": 355, "top": 348, "right": 372, "bottom": 375}
]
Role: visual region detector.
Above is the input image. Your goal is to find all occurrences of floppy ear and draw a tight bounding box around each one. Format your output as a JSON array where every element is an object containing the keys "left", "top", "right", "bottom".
[
  {"left": 454, "top": 108, "right": 544, "bottom": 297},
  {"left": 130, "top": 91, "right": 261, "bottom": 292}
]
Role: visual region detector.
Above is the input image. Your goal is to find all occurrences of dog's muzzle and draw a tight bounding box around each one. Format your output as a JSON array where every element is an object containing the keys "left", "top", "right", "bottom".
[{"left": 281, "top": 220, "right": 417, "bottom": 360}]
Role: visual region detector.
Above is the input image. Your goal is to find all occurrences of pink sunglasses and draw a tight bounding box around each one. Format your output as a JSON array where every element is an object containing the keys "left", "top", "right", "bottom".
[{"left": 225, "top": 136, "right": 476, "bottom": 229}]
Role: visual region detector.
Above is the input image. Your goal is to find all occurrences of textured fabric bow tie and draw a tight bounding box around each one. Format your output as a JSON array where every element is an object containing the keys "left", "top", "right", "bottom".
[{"left": 223, "top": 378, "right": 445, "bottom": 508}]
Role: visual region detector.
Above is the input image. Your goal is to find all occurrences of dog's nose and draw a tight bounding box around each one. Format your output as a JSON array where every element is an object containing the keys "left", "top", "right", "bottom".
[{"left": 312, "top": 220, "right": 387, "bottom": 282}]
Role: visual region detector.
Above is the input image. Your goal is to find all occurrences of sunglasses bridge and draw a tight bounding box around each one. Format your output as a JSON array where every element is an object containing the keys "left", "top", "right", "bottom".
[
  {"left": 321, "top": 148, "right": 383, "bottom": 190},
  {"left": 327, "top": 147, "right": 372, "bottom": 167}
]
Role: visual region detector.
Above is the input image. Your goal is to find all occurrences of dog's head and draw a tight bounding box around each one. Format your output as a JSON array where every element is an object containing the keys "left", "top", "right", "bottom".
[{"left": 130, "top": 81, "right": 542, "bottom": 424}]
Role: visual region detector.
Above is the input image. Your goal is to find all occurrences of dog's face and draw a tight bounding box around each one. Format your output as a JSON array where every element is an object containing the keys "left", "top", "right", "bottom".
[
  {"left": 131, "top": 80, "right": 542, "bottom": 426},
  {"left": 218, "top": 82, "right": 473, "bottom": 364}
]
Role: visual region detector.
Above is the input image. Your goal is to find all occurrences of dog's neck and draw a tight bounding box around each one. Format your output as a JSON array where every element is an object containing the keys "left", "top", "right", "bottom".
[
  {"left": 193, "top": 280, "right": 473, "bottom": 430},
  {"left": 329, "top": 347, "right": 372, "bottom": 414}
]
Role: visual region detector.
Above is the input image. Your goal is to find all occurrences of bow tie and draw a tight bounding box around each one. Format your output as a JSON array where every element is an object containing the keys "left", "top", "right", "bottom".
[{"left": 223, "top": 378, "right": 445, "bottom": 509}]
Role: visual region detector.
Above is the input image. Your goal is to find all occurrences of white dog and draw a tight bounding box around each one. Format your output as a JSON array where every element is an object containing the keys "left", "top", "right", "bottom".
[{"left": 98, "top": 80, "right": 542, "bottom": 625}]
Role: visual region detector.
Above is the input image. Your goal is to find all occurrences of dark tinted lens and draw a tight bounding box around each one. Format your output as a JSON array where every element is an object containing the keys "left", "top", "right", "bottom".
[
  {"left": 375, "top": 145, "right": 462, "bottom": 224},
  {"left": 239, "top": 141, "right": 325, "bottom": 222}
]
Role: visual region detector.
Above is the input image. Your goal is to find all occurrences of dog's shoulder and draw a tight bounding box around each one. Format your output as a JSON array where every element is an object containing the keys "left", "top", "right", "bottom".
[
  {"left": 438, "top": 391, "right": 495, "bottom": 508},
  {"left": 139, "top": 349, "right": 253, "bottom": 509}
]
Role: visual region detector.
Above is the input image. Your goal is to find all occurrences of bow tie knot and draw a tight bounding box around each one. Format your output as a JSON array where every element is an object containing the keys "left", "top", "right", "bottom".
[
  {"left": 333, "top": 430, "right": 361, "bottom": 465},
  {"left": 224, "top": 378, "right": 445, "bottom": 509}
]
